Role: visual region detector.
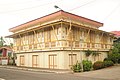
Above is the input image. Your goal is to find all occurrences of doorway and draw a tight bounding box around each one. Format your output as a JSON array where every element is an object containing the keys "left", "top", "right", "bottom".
[{"left": 49, "top": 54, "right": 57, "bottom": 69}]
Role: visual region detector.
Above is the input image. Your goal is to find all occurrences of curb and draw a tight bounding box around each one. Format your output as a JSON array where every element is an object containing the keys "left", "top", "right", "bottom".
[{"left": 0, "top": 66, "right": 72, "bottom": 74}]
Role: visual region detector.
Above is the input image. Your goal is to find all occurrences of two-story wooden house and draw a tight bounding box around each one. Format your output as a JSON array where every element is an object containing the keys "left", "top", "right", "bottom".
[{"left": 7, "top": 10, "right": 113, "bottom": 69}]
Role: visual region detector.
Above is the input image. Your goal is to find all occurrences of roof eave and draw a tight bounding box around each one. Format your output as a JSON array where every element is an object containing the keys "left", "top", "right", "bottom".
[{"left": 9, "top": 10, "right": 103, "bottom": 32}]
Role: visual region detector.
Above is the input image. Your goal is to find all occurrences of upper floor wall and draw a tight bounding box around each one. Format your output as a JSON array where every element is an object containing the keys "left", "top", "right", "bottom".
[
  {"left": 7, "top": 10, "right": 113, "bottom": 53},
  {"left": 12, "top": 22, "right": 113, "bottom": 53}
]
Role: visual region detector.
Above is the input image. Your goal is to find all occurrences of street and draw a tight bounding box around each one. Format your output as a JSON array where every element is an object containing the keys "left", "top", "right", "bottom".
[{"left": 0, "top": 68, "right": 106, "bottom": 80}]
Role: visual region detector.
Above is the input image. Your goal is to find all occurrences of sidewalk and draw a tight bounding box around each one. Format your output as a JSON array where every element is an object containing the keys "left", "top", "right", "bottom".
[
  {"left": 0, "top": 78, "right": 5, "bottom": 80},
  {"left": 0, "top": 65, "right": 72, "bottom": 74},
  {"left": 74, "top": 65, "right": 120, "bottom": 80}
]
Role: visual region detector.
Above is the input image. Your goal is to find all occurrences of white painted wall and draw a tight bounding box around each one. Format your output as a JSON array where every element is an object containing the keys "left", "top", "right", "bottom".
[{"left": 16, "top": 50, "right": 108, "bottom": 69}]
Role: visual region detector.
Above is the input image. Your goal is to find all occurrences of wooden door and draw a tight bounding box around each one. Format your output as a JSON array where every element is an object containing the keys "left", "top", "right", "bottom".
[
  {"left": 20, "top": 55, "right": 25, "bottom": 66},
  {"left": 49, "top": 55, "right": 57, "bottom": 69},
  {"left": 69, "top": 54, "right": 77, "bottom": 67},
  {"left": 32, "top": 55, "right": 38, "bottom": 67}
]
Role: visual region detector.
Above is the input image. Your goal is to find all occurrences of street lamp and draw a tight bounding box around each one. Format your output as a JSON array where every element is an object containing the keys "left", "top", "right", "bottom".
[{"left": 54, "top": 5, "right": 62, "bottom": 10}]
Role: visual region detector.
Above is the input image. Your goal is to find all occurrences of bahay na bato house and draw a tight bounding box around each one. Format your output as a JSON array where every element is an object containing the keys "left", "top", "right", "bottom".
[{"left": 7, "top": 10, "right": 114, "bottom": 69}]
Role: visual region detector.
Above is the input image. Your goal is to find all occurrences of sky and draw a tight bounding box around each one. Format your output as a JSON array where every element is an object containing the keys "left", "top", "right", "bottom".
[{"left": 0, "top": 0, "right": 120, "bottom": 37}]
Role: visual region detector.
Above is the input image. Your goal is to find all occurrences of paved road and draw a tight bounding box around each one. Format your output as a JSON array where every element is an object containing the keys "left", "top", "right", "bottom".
[
  {"left": 0, "top": 68, "right": 107, "bottom": 80},
  {"left": 75, "top": 65, "right": 120, "bottom": 80}
]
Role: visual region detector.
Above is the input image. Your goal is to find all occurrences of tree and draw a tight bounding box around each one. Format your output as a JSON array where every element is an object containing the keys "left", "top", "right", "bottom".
[
  {"left": 7, "top": 43, "right": 13, "bottom": 48},
  {"left": 10, "top": 43, "right": 13, "bottom": 47},
  {"left": 112, "top": 42, "right": 120, "bottom": 54},
  {"left": 0, "top": 36, "right": 5, "bottom": 47},
  {"left": 108, "top": 41, "right": 120, "bottom": 64},
  {"left": 108, "top": 53, "right": 120, "bottom": 64}
]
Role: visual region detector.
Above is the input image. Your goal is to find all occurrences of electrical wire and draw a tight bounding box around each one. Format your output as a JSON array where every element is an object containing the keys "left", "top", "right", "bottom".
[
  {"left": 0, "top": 0, "right": 62, "bottom": 14},
  {"left": 68, "top": 0, "right": 120, "bottom": 23},
  {"left": 0, "top": 0, "right": 35, "bottom": 5},
  {"left": 102, "top": 2, "right": 120, "bottom": 22},
  {"left": 69, "top": 0, "right": 97, "bottom": 11}
]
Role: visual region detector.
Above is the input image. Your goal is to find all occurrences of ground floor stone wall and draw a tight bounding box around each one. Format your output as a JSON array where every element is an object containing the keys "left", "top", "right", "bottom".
[{"left": 16, "top": 51, "right": 108, "bottom": 69}]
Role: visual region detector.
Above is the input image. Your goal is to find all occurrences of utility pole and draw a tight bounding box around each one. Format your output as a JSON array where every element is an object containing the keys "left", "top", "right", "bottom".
[
  {"left": 80, "top": 51, "right": 83, "bottom": 71},
  {"left": 80, "top": 40, "right": 83, "bottom": 71},
  {"left": 70, "top": 30, "right": 73, "bottom": 67}
]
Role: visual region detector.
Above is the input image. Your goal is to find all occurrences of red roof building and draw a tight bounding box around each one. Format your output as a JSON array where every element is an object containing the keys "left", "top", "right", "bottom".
[
  {"left": 0, "top": 47, "right": 13, "bottom": 65},
  {"left": 111, "top": 31, "right": 120, "bottom": 37}
]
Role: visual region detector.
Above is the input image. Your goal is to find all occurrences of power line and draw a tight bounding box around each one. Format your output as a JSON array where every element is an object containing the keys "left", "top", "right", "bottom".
[
  {"left": 0, "top": 0, "right": 35, "bottom": 5},
  {"left": 68, "top": 0, "right": 120, "bottom": 23},
  {"left": 102, "top": 2, "right": 120, "bottom": 22},
  {"left": 0, "top": 0, "right": 62, "bottom": 14},
  {"left": 69, "top": 0, "right": 97, "bottom": 11}
]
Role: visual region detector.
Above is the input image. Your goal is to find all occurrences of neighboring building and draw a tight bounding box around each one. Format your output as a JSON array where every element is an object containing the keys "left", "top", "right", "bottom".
[
  {"left": 7, "top": 10, "right": 114, "bottom": 69},
  {"left": 111, "top": 31, "right": 120, "bottom": 38},
  {"left": 0, "top": 47, "right": 13, "bottom": 65},
  {"left": 111, "top": 31, "right": 120, "bottom": 42}
]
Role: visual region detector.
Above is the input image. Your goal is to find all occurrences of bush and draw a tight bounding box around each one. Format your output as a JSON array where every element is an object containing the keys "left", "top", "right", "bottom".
[
  {"left": 104, "top": 58, "right": 111, "bottom": 61},
  {"left": 118, "top": 59, "right": 120, "bottom": 64},
  {"left": 7, "top": 57, "right": 16, "bottom": 66},
  {"left": 72, "top": 61, "right": 81, "bottom": 72},
  {"left": 93, "top": 61, "right": 104, "bottom": 70},
  {"left": 108, "top": 53, "right": 120, "bottom": 64},
  {"left": 103, "top": 61, "right": 114, "bottom": 67},
  {"left": 82, "top": 60, "right": 92, "bottom": 71}
]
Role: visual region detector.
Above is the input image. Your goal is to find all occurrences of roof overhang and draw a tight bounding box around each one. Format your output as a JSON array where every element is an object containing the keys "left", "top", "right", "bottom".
[{"left": 9, "top": 10, "right": 103, "bottom": 33}]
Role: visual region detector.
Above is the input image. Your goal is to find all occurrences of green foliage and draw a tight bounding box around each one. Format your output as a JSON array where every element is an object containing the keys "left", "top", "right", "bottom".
[
  {"left": 108, "top": 53, "right": 120, "bottom": 64},
  {"left": 85, "top": 50, "right": 101, "bottom": 58},
  {"left": 0, "top": 37, "right": 12, "bottom": 48},
  {"left": 109, "top": 42, "right": 120, "bottom": 64},
  {"left": 8, "top": 57, "right": 16, "bottom": 66},
  {"left": 112, "top": 42, "right": 120, "bottom": 54},
  {"left": 0, "top": 36, "right": 5, "bottom": 47},
  {"left": 93, "top": 61, "right": 104, "bottom": 70},
  {"left": 82, "top": 60, "right": 92, "bottom": 71},
  {"left": 112, "top": 47, "right": 119, "bottom": 54},
  {"left": 118, "top": 59, "right": 120, "bottom": 63},
  {"left": 92, "top": 51, "right": 101, "bottom": 56},
  {"left": 103, "top": 61, "right": 114, "bottom": 68},
  {"left": 104, "top": 58, "right": 111, "bottom": 61},
  {"left": 85, "top": 49, "right": 92, "bottom": 57},
  {"left": 10, "top": 43, "right": 13, "bottom": 47},
  {"left": 71, "top": 61, "right": 81, "bottom": 72},
  {"left": 92, "top": 51, "right": 101, "bottom": 61}
]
